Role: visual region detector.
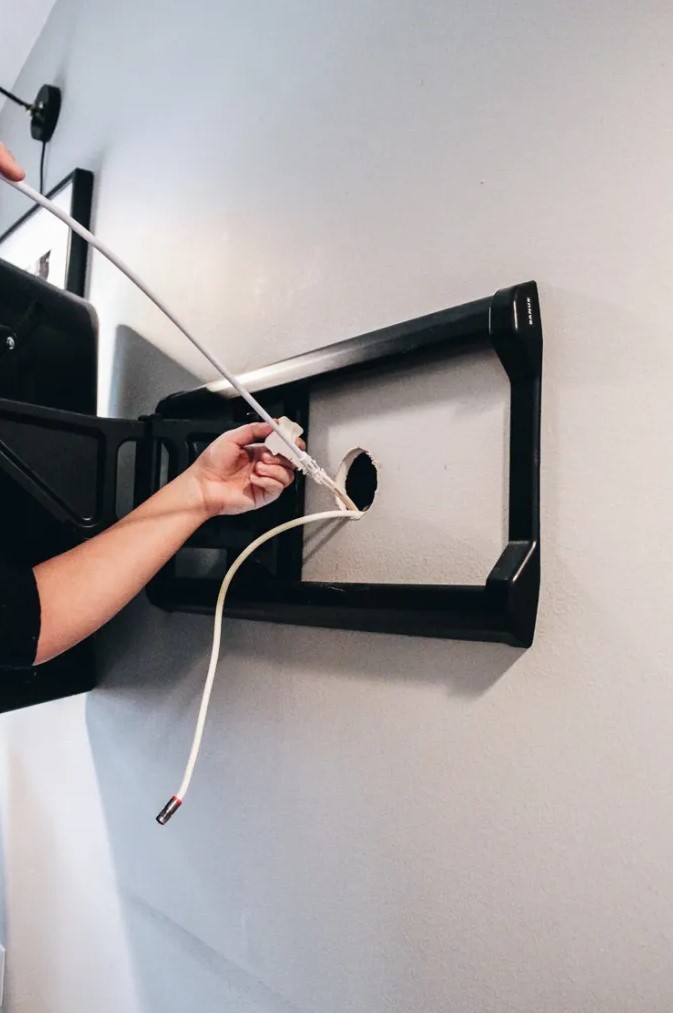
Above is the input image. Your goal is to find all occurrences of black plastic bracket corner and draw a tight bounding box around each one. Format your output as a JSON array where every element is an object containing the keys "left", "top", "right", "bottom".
[{"left": 0, "top": 280, "right": 542, "bottom": 648}]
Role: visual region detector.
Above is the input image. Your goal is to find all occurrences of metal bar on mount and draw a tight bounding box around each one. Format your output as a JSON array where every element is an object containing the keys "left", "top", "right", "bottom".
[{"left": 157, "top": 294, "right": 494, "bottom": 416}]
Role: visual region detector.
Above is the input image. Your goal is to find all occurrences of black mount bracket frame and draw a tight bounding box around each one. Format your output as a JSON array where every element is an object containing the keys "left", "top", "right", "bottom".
[{"left": 0, "top": 280, "right": 542, "bottom": 648}]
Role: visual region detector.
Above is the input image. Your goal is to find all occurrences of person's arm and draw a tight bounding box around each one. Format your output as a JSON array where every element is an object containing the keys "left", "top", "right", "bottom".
[
  {"left": 0, "top": 145, "right": 299, "bottom": 665},
  {"left": 34, "top": 467, "right": 208, "bottom": 664},
  {"left": 34, "top": 422, "right": 299, "bottom": 664}
]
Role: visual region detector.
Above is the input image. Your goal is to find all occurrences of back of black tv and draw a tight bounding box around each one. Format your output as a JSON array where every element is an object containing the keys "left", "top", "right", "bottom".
[{"left": 0, "top": 258, "right": 98, "bottom": 712}]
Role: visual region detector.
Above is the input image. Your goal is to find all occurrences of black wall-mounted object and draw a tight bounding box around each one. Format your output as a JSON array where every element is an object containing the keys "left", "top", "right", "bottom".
[
  {"left": 0, "top": 261, "right": 542, "bottom": 716},
  {"left": 30, "top": 85, "right": 62, "bottom": 143},
  {"left": 0, "top": 258, "right": 98, "bottom": 712},
  {"left": 153, "top": 280, "right": 542, "bottom": 647},
  {"left": 0, "top": 257, "right": 97, "bottom": 412},
  {"left": 0, "top": 83, "right": 62, "bottom": 143}
]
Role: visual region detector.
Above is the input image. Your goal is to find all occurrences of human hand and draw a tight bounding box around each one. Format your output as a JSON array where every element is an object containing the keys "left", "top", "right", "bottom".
[
  {"left": 0, "top": 143, "right": 25, "bottom": 182},
  {"left": 188, "top": 421, "right": 304, "bottom": 517}
]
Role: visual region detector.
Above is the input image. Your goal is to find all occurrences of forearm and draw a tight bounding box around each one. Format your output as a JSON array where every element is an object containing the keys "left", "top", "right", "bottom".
[{"left": 33, "top": 470, "right": 210, "bottom": 664}]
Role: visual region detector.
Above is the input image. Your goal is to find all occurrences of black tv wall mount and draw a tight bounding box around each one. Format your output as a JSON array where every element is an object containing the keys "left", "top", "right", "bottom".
[{"left": 0, "top": 280, "right": 542, "bottom": 648}]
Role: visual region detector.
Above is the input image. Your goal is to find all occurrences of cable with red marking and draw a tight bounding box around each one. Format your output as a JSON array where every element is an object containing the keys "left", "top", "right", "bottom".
[{"left": 156, "top": 508, "right": 362, "bottom": 825}]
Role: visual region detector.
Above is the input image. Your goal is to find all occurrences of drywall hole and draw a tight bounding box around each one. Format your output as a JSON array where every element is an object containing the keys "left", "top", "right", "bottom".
[{"left": 336, "top": 449, "right": 378, "bottom": 511}]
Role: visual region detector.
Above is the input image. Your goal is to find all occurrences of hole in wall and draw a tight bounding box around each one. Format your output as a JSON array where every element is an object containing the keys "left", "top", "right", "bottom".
[{"left": 336, "top": 449, "right": 378, "bottom": 511}]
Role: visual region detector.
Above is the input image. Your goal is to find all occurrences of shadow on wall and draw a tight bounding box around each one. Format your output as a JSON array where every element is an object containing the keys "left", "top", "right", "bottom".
[
  {"left": 108, "top": 325, "right": 199, "bottom": 419},
  {"left": 98, "top": 596, "right": 522, "bottom": 702}
]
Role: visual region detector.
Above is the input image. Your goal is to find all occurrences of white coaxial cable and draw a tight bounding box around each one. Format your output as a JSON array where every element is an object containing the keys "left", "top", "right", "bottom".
[{"left": 156, "top": 508, "right": 362, "bottom": 825}]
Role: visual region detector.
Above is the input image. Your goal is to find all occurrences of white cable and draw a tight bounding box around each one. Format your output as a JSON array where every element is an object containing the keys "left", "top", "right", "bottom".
[
  {"left": 156, "top": 508, "right": 362, "bottom": 824},
  {"left": 3, "top": 176, "right": 366, "bottom": 823},
  {"left": 5, "top": 177, "right": 331, "bottom": 483}
]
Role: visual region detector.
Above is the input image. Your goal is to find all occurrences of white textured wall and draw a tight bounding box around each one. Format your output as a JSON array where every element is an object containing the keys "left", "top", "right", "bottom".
[
  {"left": 1, "top": 1, "right": 673, "bottom": 1011},
  {"left": 0, "top": 0, "right": 58, "bottom": 115}
]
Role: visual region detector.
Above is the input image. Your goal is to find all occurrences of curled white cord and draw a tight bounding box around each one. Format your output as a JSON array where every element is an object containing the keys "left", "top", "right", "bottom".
[
  {"left": 5, "top": 177, "right": 352, "bottom": 506},
  {"left": 1, "top": 174, "right": 366, "bottom": 822},
  {"left": 156, "top": 508, "right": 362, "bottom": 824}
]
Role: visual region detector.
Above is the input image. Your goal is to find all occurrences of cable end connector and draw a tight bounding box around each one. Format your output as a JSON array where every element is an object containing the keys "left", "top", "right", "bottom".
[
  {"left": 311, "top": 466, "right": 360, "bottom": 512},
  {"left": 156, "top": 796, "right": 182, "bottom": 826},
  {"left": 264, "top": 417, "right": 359, "bottom": 511}
]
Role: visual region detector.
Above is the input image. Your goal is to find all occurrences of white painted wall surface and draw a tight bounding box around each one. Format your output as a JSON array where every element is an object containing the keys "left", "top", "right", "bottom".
[
  {"left": 1, "top": 1, "right": 673, "bottom": 1011},
  {"left": 0, "top": 0, "right": 58, "bottom": 115}
]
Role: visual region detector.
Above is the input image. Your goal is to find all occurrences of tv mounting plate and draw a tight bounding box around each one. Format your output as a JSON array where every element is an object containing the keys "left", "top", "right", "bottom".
[{"left": 151, "top": 279, "right": 542, "bottom": 647}]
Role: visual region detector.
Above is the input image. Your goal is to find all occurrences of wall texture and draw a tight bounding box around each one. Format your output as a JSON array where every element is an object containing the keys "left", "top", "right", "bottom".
[
  {"left": 1, "top": 1, "right": 673, "bottom": 1011},
  {"left": 0, "top": 0, "right": 58, "bottom": 117}
]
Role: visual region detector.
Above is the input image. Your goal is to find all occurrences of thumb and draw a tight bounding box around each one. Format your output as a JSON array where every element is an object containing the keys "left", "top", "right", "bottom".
[
  {"left": 224, "top": 421, "right": 273, "bottom": 447},
  {"left": 0, "top": 144, "right": 26, "bottom": 183}
]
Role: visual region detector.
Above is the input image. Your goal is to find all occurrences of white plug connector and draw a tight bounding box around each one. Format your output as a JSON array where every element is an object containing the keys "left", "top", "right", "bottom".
[
  {"left": 264, "top": 417, "right": 305, "bottom": 468},
  {"left": 265, "top": 418, "right": 359, "bottom": 512}
]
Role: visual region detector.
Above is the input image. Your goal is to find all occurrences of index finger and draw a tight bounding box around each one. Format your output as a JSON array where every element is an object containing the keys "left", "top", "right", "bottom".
[
  {"left": 224, "top": 422, "right": 273, "bottom": 447},
  {"left": 0, "top": 144, "right": 25, "bottom": 183}
]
